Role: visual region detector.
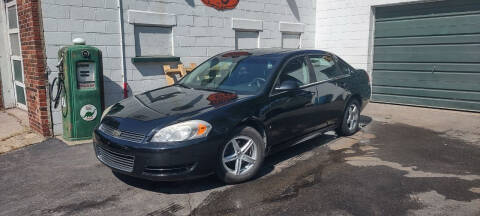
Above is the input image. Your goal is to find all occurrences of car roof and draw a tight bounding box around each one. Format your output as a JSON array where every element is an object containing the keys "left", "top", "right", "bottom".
[{"left": 220, "top": 48, "right": 330, "bottom": 58}]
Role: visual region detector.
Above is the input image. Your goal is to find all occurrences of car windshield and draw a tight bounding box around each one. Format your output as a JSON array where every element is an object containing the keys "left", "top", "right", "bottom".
[{"left": 179, "top": 54, "right": 281, "bottom": 95}]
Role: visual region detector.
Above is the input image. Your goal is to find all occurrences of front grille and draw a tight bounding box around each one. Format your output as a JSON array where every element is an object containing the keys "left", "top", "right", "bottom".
[
  {"left": 99, "top": 123, "right": 145, "bottom": 143},
  {"left": 95, "top": 144, "right": 135, "bottom": 172}
]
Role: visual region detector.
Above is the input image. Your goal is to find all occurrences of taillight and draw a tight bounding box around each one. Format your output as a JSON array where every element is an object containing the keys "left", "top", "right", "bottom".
[{"left": 365, "top": 70, "right": 371, "bottom": 84}]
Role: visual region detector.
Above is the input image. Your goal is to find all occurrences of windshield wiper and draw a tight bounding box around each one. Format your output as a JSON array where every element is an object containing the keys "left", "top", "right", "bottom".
[
  {"left": 195, "top": 87, "right": 236, "bottom": 94},
  {"left": 175, "top": 83, "right": 192, "bottom": 89}
]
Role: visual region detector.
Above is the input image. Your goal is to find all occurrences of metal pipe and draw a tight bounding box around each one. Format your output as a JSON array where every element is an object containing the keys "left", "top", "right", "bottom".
[{"left": 117, "top": 0, "right": 128, "bottom": 99}]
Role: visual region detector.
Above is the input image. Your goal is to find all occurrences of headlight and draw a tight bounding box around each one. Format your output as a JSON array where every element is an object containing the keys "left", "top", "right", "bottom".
[
  {"left": 151, "top": 120, "right": 212, "bottom": 142},
  {"left": 101, "top": 105, "right": 113, "bottom": 121}
]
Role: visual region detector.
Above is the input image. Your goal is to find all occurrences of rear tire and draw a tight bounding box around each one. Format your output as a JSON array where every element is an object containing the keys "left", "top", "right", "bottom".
[
  {"left": 336, "top": 99, "right": 361, "bottom": 136},
  {"left": 216, "top": 126, "right": 265, "bottom": 184}
]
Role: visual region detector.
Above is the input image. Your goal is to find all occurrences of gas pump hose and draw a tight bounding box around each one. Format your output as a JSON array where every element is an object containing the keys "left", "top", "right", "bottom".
[{"left": 49, "top": 76, "right": 64, "bottom": 109}]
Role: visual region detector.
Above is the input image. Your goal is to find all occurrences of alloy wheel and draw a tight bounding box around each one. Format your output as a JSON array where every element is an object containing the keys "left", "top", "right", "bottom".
[
  {"left": 346, "top": 103, "right": 359, "bottom": 131},
  {"left": 222, "top": 136, "right": 257, "bottom": 175}
]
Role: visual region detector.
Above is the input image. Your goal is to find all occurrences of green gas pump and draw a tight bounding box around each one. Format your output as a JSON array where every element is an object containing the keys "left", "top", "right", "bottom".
[{"left": 53, "top": 38, "right": 104, "bottom": 141}]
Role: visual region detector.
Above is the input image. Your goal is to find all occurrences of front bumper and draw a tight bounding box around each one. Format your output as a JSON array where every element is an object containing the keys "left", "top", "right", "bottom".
[{"left": 93, "top": 130, "right": 222, "bottom": 181}]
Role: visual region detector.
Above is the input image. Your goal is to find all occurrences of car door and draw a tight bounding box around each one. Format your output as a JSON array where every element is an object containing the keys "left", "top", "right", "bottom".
[
  {"left": 334, "top": 57, "right": 354, "bottom": 107},
  {"left": 307, "top": 54, "right": 348, "bottom": 125},
  {"left": 265, "top": 55, "right": 319, "bottom": 146}
]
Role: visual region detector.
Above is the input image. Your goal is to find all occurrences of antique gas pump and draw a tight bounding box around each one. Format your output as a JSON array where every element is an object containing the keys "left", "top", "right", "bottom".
[{"left": 51, "top": 38, "right": 104, "bottom": 141}]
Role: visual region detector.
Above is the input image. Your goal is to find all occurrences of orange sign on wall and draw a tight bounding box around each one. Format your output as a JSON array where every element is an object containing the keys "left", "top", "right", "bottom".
[{"left": 201, "top": 0, "right": 239, "bottom": 10}]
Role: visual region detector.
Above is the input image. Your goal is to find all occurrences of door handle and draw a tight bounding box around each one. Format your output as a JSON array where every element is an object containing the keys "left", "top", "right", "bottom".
[{"left": 337, "top": 82, "right": 347, "bottom": 88}]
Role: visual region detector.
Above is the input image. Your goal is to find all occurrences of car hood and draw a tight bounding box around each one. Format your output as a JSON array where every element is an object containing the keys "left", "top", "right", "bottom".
[{"left": 103, "top": 85, "right": 247, "bottom": 132}]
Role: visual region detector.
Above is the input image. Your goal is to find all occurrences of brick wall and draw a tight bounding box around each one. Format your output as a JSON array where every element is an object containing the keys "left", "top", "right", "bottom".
[
  {"left": 315, "top": 0, "right": 424, "bottom": 72},
  {"left": 17, "top": 0, "right": 50, "bottom": 136}
]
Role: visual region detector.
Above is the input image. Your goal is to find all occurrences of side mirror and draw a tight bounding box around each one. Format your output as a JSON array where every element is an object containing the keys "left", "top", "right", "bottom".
[{"left": 275, "top": 80, "right": 299, "bottom": 91}]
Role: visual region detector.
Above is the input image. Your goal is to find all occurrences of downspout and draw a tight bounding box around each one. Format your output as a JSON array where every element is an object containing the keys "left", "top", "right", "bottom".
[{"left": 117, "top": 0, "right": 128, "bottom": 99}]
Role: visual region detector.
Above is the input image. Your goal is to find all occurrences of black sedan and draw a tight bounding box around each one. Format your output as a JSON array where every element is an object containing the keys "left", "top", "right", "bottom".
[{"left": 94, "top": 49, "right": 371, "bottom": 183}]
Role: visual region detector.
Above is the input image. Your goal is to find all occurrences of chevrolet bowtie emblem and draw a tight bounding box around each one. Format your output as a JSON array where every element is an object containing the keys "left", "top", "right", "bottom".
[{"left": 112, "top": 129, "right": 122, "bottom": 137}]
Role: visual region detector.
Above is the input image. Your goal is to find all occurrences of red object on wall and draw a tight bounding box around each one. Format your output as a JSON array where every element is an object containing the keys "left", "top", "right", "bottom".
[{"left": 201, "top": 0, "right": 239, "bottom": 10}]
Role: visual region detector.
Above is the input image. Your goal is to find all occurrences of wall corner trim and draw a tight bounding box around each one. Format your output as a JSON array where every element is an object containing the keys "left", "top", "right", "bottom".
[
  {"left": 279, "top": 22, "right": 305, "bottom": 33},
  {"left": 232, "top": 18, "right": 263, "bottom": 31},
  {"left": 127, "top": 10, "right": 176, "bottom": 26}
]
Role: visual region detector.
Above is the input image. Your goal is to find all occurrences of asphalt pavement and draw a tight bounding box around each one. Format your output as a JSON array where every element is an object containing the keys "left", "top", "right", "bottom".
[{"left": 1, "top": 103, "right": 479, "bottom": 216}]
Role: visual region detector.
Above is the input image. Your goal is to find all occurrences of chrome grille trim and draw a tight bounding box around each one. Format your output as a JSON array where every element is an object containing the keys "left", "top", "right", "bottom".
[
  {"left": 99, "top": 124, "right": 145, "bottom": 143},
  {"left": 95, "top": 144, "right": 134, "bottom": 172}
]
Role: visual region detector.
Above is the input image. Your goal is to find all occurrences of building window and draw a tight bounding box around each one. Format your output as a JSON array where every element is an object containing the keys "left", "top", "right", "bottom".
[
  {"left": 7, "top": 5, "right": 18, "bottom": 29},
  {"left": 282, "top": 33, "right": 301, "bottom": 49},
  {"left": 9, "top": 33, "right": 20, "bottom": 56},
  {"left": 134, "top": 25, "right": 172, "bottom": 57},
  {"left": 235, "top": 31, "right": 259, "bottom": 50}
]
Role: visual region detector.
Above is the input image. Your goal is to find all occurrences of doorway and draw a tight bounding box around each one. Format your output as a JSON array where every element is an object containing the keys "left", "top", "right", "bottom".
[{"left": 4, "top": 0, "right": 26, "bottom": 110}]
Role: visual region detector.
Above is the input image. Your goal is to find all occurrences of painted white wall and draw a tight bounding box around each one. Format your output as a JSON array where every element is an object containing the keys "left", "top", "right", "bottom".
[
  {"left": 41, "top": 0, "right": 316, "bottom": 135},
  {"left": 121, "top": 0, "right": 316, "bottom": 95},
  {"left": 315, "top": 0, "right": 425, "bottom": 72},
  {"left": 41, "top": 0, "right": 124, "bottom": 134}
]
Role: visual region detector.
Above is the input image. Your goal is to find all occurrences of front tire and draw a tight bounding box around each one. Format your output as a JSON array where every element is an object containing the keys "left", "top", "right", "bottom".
[
  {"left": 216, "top": 126, "right": 265, "bottom": 184},
  {"left": 336, "top": 99, "right": 361, "bottom": 136}
]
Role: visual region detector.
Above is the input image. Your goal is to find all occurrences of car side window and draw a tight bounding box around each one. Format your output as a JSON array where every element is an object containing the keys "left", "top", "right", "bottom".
[
  {"left": 277, "top": 56, "right": 312, "bottom": 87},
  {"left": 308, "top": 55, "right": 343, "bottom": 80},
  {"left": 337, "top": 58, "right": 353, "bottom": 75}
]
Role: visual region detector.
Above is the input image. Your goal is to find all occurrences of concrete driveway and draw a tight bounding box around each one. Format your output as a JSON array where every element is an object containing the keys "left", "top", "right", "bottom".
[
  {"left": 0, "top": 109, "right": 44, "bottom": 154},
  {"left": 1, "top": 103, "right": 479, "bottom": 216}
]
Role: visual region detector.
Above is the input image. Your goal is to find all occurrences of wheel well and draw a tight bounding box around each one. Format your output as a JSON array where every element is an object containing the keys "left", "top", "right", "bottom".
[
  {"left": 341, "top": 94, "right": 362, "bottom": 117},
  {"left": 236, "top": 119, "right": 267, "bottom": 146},
  {"left": 349, "top": 94, "right": 362, "bottom": 107}
]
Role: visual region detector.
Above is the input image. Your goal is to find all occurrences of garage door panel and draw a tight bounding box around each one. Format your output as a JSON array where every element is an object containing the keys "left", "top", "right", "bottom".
[
  {"left": 375, "top": 14, "right": 480, "bottom": 38},
  {"left": 374, "top": 63, "right": 480, "bottom": 73},
  {"left": 376, "top": 0, "right": 480, "bottom": 20},
  {"left": 372, "top": 94, "right": 480, "bottom": 111},
  {"left": 374, "top": 34, "right": 480, "bottom": 46},
  {"left": 373, "top": 86, "right": 480, "bottom": 102},
  {"left": 374, "top": 44, "right": 480, "bottom": 63},
  {"left": 377, "top": 10, "right": 480, "bottom": 22},
  {"left": 372, "top": 71, "right": 480, "bottom": 91},
  {"left": 373, "top": 0, "right": 480, "bottom": 111}
]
